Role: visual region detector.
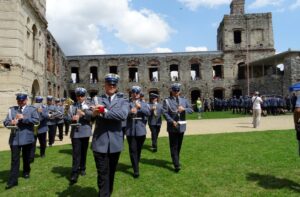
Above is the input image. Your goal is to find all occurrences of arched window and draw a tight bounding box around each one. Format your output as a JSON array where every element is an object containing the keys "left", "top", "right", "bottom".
[
  {"left": 170, "top": 64, "right": 179, "bottom": 81},
  {"left": 32, "top": 25, "right": 37, "bottom": 59}
]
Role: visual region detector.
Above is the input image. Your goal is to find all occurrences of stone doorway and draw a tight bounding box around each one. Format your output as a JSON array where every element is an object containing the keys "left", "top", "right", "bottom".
[
  {"left": 31, "top": 80, "right": 40, "bottom": 103},
  {"left": 232, "top": 89, "right": 242, "bottom": 98},
  {"left": 214, "top": 89, "right": 224, "bottom": 99},
  {"left": 191, "top": 89, "right": 201, "bottom": 105}
]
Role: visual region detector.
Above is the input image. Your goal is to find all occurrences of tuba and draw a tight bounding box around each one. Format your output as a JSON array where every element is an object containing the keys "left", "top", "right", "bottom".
[{"left": 64, "top": 97, "right": 74, "bottom": 115}]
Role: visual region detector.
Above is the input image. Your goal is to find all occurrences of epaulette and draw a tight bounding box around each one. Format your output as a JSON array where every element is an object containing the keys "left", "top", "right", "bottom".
[
  {"left": 31, "top": 105, "right": 37, "bottom": 109},
  {"left": 116, "top": 92, "right": 124, "bottom": 98},
  {"left": 10, "top": 106, "right": 18, "bottom": 110}
]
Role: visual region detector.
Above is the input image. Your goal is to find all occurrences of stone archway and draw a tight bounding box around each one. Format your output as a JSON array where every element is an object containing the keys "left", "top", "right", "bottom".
[
  {"left": 31, "top": 79, "right": 40, "bottom": 103},
  {"left": 190, "top": 88, "right": 201, "bottom": 105}
]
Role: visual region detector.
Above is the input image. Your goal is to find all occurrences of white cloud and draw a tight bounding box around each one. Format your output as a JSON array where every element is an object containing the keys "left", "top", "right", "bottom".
[
  {"left": 151, "top": 47, "right": 173, "bottom": 53},
  {"left": 290, "top": 0, "right": 300, "bottom": 9},
  {"left": 185, "top": 46, "right": 208, "bottom": 52},
  {"left": 47, "top": 0, "right": 173, "bottom": 55},
  {"left": 249, "top": 0, "right": 283, "bottom": 9},
  {"left": 178, "top": 0, "right": 231, "bottom": 11}
]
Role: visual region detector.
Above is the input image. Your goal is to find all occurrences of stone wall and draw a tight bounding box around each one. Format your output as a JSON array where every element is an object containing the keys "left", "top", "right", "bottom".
[{"left": 0, "top": 0, "right": 66, "bottom": 121}]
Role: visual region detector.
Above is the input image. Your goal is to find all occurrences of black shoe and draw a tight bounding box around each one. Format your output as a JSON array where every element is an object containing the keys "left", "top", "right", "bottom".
[
  {"left": 5, "top": 182, "right": 18, "bottom": 190},
  {"left": 23, "top": 173, "right": 30, "bottom": 179},
  {"left": 30, "top": 158, "right": 34, "bottom": 163},
  {"left": 133, "top": 172, "right": 139, "bottom": 178},
  {"left": 174, "top": 166, "right": 181, "bottom": 173},
  {"left": 40, "top": 154, "right": 45, "bottom": 158},
  {"left": 80, "top": 170, "right": 86, "bottom": 176},
  {"left": 70, "top": 173, "right": 78, "bottom": 185},
  {"left": 152, "top": 148, "right": 157, "bottom": 152}
]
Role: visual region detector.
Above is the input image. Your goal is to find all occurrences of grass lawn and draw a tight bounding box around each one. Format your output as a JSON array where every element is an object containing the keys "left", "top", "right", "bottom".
[
  {"left": 1, "top": 130, "right": 300, "bottom": 196},
  {"left": 186, "top": 111, "right": 293, "bottom": 120},
  {"left": 186, "top": 111, "right": 249, "bottom": 120}
]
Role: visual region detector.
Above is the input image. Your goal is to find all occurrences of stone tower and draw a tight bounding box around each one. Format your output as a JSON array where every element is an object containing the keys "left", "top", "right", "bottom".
[
  {"left": 230, "top": 0, "right": 245, "bottom": 15},
  {"left": 217, "top": 0, "right": 275, "bottom": 95}
]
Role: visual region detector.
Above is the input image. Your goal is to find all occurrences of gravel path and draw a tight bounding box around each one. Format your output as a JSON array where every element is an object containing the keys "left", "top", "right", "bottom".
[{"left": 0, "top": 115, "right": 294, "bottom": 151}]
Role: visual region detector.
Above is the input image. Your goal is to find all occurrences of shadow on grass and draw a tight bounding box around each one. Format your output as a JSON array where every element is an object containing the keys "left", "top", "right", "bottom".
[
  {"left": 56, "top": 185, "right": 98, "bottom": 197},
  {"left": 246, "top": 172, "right": 300, "bottom": 193},
  {"left": 142, "top": 144, "right": 153, "bottom": 152},
  {"left": 140, "top": 158, "right": 173, "bottom": 172},
  {"left": 59, "top": 148, "right": 73, "bottom": 155},
  {"left": 52, "top": 166, "right": 72, "bottom": 181},
  {"left": 0, "top": 170, "right": 10, "bottom": 183},
  {"left": 117, "top": 163, "right": 133, "bottom": 176}
]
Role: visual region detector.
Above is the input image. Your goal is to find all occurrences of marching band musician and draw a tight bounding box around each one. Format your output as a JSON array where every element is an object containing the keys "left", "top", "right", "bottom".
[
  {"left": 68, "top": 87, "right": 93, "bottom": 185},
  {"left": 148, "top": 93, "right": 163, "bottom": 152},
  {"left": 91, "top": 73, "right": 129, "bottom": 196},
  {"left": 46, "top": 96, "right": 58, "bottom": 146},
  {"left": 3, "top": 93, "right": 39, "bottom": 189},
  {"left": 30, "top": 96, "right": 49, "bottom": 162},
  {"left": 162, "top": 83, "right": 193, "bottom": 172},
  {"left": 61, "top": 98, "right": 70, "bottom": 136},
  {"left": 125, "top": 86, "right": 150, "bottom": 178},
  {"left": 55, "top": 98, "right": 64, "bottom": 141}
]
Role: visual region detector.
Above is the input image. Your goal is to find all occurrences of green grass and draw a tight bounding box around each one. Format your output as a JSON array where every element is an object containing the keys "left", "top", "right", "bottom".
[
  {"left": 186, "top": 111, "right": 293, "bottom": 120},
  {"left": 1, "top": 130, "right": 300, "bottom": 196},
  {"left": 186, "top": 111, "right": 250, "bottom": 120}
]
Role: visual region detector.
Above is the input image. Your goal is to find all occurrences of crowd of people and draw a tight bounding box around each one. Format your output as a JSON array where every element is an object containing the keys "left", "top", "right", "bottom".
[
  {"left": 199, "top": 93, "right": 297, "bottom": 116},
  {"left": 3, "top": 73, "right": 193, "bottom": 196}
]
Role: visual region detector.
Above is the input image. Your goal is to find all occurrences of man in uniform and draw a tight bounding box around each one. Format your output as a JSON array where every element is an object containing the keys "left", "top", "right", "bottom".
[
  {"left": 162, "top": 83, "right": 193, "bottom": 172},
  {"left": 30, "top": 96, "right": 49, "bottom": 161},
  {"left": 61, "top": 98, "right": 70, "bottom": 136},
  {"left": 92, "top": 74, "right": 129, "bottom": 196},
  {"left": 3, "top": 93, "right": 39, "bottom": 189},
  {"left": 69, "top": 87, "right": 93, "bottom": 185},
  {"left": 148, "top": 93, "right": 163, "bottom": 152},
  {"left": 55, "top": 98, "right": 64, "bottom": 141},
  {"left": 126, "top": 86, "right": 150, "bottom": 178},
  {"left": 46, "top": 96, "right": 57, "bottom": 146}
]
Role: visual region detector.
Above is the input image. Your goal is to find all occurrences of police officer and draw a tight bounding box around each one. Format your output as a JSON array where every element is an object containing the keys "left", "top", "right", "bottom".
[
  {"left": 61, "top": 98, "right": 70, "bottom": 136},
  {"left": 69, "top": 87, "right": 93, "bottom": 184},
  {"left": 162, "top": 83, "right": 193, "bottom": 172},
  {"left": 30, "top": 96, "right": 49, "bottom": 161},
  {"left": 148, "top": 93, "right": 163, "bottom": 152},
  {"left": 46, "top": 96, "right": 57, "bottom": 146},
  {"left": 126, "top": 86, "right": 150, "bottom": 178},
  {"left": 92, "top": 74, "right": 129, "bottom": 196},
  {"left": 55, "top": 98, "right": 64, "bottom": 141},
  {"left": 3, "top": 93, "right": 39, "bottom": 189},
  {"left": 117, "top": 92, "right": 128, "bottom": 140}
]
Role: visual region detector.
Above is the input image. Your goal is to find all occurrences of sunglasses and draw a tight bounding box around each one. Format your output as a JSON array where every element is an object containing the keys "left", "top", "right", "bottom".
[{"left": 106, "top": 83, "right": 117, "bottom": 87}]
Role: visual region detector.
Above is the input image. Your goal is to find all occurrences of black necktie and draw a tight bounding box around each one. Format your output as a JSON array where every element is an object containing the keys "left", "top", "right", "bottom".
[
  {"left": 108, "top": 96, "right": 111, "bottom": 103},
  {"left": 18, "top": 107, "right": 22, "bottom": 113},
  {"left": 176, "top": 97, "right": 179, "bottom": 105}
]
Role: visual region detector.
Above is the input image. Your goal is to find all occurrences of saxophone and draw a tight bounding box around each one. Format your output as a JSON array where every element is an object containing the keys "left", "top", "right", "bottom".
[{"left": 33, "top": 103, "right": 43, "bottom": 136}]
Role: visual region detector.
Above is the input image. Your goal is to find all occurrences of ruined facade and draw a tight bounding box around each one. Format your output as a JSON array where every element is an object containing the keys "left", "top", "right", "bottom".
[
  {"left": 0, "top": 0, "right": 67, "bottom": 120},
  {"left": 0, "top": 0, "right": 299, "bottom": 121},
  {"left": 67, "top": 0, "right": 283, "bottom": 102}
]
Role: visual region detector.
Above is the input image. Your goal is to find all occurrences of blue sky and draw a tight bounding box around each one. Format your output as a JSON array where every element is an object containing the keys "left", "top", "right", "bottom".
[{"left": 47, "top": 0, "right": 300, "bottom": 56}]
